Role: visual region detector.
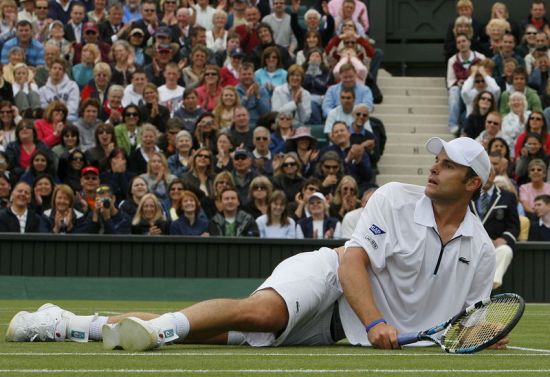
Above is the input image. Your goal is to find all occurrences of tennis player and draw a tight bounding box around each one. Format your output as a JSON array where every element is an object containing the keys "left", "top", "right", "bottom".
[{"left": 7, "top": 137, "right": 507, "bottom": 351}]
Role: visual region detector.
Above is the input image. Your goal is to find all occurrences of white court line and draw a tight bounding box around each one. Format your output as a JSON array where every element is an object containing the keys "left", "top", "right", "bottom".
[
  {"left": 0, "top": 369, "right": 550, "bottom": 374},
  {"left": 0, "top": 352, "right": 547, "bottom": 357},
  {"left": 508, "top": 346, "right": 550, "bottom": 353}
]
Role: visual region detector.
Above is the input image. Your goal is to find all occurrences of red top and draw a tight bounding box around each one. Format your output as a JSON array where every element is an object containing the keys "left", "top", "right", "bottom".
[
  {"left": 196, "top": 85, "right": 223, "bottom": 112},
  {"left": 19, "top": 145, "right": 36, "bottom": 170},
  {"left": 514, "top": 132, "right": 550, "bottom": 160},
  {"left": 235, "top": 24, "right": 260, "bottom": 55},
  {"left": 220, "top": 67, "right": 240, "bottom": 87},
  {"left": 34, "top": 119, "right": 61, "bottom": 147}
]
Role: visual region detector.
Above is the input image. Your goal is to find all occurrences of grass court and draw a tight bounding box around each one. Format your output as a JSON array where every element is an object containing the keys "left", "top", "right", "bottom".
[{"left": 0, "top": 300, "right": 549, "bottom": 376}]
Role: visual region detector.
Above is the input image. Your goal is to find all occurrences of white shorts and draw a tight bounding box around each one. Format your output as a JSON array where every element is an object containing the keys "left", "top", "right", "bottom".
[{"left": 242, "top": 247, "right": 343, "bottom": 347}]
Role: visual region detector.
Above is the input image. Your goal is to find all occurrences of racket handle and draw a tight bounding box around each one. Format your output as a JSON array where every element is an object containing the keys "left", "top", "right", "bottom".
[{"left": 397, "top": 332, "right": 420, "bottom": 346}]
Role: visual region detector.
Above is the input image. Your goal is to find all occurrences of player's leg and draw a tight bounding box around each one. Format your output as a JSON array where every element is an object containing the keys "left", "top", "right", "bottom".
[
  {"left": 493, "top": 244, "right": 513, "bottom": 289},
  {"left": 105, "top": 288, "right": 289, "bottom": 351}
]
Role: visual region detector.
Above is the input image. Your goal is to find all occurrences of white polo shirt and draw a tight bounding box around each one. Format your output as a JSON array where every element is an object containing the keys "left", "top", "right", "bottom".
[{"left": 339, "top": 182, "right": 495, "bottom": 346}]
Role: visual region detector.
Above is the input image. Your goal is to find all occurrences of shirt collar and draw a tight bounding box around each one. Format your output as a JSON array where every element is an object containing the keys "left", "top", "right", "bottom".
[{"left": 414, "top": 194, "right": 476, "bottom": 237}]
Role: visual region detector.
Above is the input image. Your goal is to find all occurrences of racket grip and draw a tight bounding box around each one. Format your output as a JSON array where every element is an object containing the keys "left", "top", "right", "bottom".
[{"left": 397, "top": 332, "right": 420, "bottom": 346}]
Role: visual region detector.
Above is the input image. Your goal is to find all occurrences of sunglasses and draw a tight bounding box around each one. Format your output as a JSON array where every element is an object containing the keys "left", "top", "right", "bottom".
[
  {"left": 323, "top": 165, "right": 339, "bottom": 170},
  {"left": 143, "top": 9, "right": 156, "bottom": 12},
  {"left": 125, "top": 112, "right": 139, "bottom": 117},
  {"left": 36, "top": 6, "right": 48, "bottom": 10},
  {"left": 253, "top": 185, "right": 266, "bottom": 191},
  {"left": 196, "top": 153, "right": 211, "bottom": 159},
  {"left": 526, "top": 32, "right": 537, "bottom": 35},
  {"left": 474, "top": 80, "right": 485, "bottom": 84},
  {"left": 234, "top": 155, "right": 248, "bottom": 161},
  {"left": 204, "top": 72, "right": 218, "bottom": 77},
  {"left": 98, "top": 129, "right": 111, "bottom": 135},
  {"left": 355, "top": 112, "right": 368, "bottom": 117},
  {"left": 531, "top": 116, "right": 544, "bottom": 121},
  {"left": 255, "top": 137, "right": 268, "bottom": 141},
  {"left": 344, "top": 41, "right": 356, "bottom": 45},
  {"left": 282, "top": 162, "right": 297, "bottom": 168}
]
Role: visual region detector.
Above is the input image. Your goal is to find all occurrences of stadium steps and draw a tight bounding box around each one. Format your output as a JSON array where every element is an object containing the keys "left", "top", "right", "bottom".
[{"left": 373, "top": 74, "right": 450, "bottom": 186}]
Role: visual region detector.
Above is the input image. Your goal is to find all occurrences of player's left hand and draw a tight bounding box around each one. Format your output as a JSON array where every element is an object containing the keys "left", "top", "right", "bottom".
[{"left": 488, "top": 336, "right": 509, "bottom": 350}]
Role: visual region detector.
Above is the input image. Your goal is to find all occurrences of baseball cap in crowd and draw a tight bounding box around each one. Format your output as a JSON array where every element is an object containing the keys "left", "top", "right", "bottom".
[
  {"left": 155, "top": 26, "right": 171, "bottom": 38},
  {"left": 309, "top": 192, "right": 326, "bottom": 202},
  {"left": 83, "top": 21, "right": 98, "bottom": 33},
  {"left": 130, "top": 28, "right": 144, "bottom": 36},
  {"left": 230, "top": 47, "right": 245, "bottom": 58},
  {"left": 81, "top": 166, "right": 99, "bottom": 177},
  {"left": 425, "top": 137, "right": 490, "bottom": 185},
  {"left": 233, "top": 148, "right": 251, "bottom": 159}
]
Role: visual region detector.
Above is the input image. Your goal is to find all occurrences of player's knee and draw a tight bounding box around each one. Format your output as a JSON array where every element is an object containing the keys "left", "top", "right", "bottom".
[{"left": 241, "top": 290, "right": 289, "bottom": 331}]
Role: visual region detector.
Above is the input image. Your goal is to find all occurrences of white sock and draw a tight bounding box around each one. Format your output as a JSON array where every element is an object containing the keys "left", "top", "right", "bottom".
[
  {"left": 89, "top": 316, "right": 108, "bottom": 341},
  {"left": 170, "top": 312, "right": 190, "bottom": 339}
]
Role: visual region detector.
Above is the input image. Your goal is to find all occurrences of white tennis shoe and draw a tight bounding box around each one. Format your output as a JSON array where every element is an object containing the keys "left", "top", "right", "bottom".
[
  {"left": 102, "top": 317, "right": 160, "bottom": 352},
  {"left": 5, "top": 303, "right": 75, "bottom": 342}
]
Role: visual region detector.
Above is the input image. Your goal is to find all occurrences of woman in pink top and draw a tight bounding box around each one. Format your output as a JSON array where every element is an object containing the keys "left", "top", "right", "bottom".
[
  {"left": 196, "top": 65, "right": 223, "bottom": 112},
  {"left": 34, "top": 100, "right": 67, "bottom": 147},
  {"left": 519, "top": 158, "right": 550, "bottom": 217}
]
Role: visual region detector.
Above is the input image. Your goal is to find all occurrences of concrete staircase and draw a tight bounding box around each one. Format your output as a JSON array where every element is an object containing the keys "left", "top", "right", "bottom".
[{"left": 373, "top": 74, "right": 452, "bottom": 186}]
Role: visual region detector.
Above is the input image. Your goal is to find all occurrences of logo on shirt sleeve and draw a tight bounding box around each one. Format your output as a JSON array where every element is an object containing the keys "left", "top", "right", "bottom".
[{"left": 369, "top": 224, "right": 386, "bottom": 235}]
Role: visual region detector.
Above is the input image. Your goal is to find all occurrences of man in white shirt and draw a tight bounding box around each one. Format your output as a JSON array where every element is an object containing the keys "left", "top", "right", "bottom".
[
  {"left": 158, "top": 62, "right": 184, "bottom": 115},
  {"left": 0, "top": 182, "right": 42, "bottom": 233},
  {"left": 122, "top": 69, "right": 147, "bottom": 107},
  {"left": 7, "top": 138, "right": 509, "bottom": 351},
  {"left": 193, "top": 0, "right": 216, "bottom": 31}
]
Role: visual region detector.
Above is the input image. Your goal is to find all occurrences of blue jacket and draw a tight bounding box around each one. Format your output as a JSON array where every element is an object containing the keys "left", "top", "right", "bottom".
[
  {"left": 169, "top": 214, "right": 209, "bottom": 236},
  {"left": 297, "top": 216, "right": 339, "bottom": 239},
  {"left": 236, "top": 83, "right": 271, "bottom": 126},
  {"left": 254, "top": 68, "right": 287, "bottom": 94},
  {"left": 322, "top": 83, "right": 373, "bottom": 118}
]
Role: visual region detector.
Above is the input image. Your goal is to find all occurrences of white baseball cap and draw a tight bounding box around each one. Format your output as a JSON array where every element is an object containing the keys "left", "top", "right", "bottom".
[
  {"left": 309, "top": 192, "right": 326, "bottom": 202},
  {"left": 425, "top": 137, "right": 490, "bottom": 185}
]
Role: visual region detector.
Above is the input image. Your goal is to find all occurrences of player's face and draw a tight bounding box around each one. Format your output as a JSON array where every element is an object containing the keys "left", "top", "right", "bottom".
[{"left": 425, "top": 150, "right": 478, "bottom": 203}]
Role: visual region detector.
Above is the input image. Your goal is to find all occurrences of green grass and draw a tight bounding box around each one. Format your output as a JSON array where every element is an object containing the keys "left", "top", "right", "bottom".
[{"left": 0, "top": 300, "right": 549, "bottom": 376}]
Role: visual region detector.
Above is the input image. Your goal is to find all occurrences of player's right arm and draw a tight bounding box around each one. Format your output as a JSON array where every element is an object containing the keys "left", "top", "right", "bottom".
[{"left": 338, "top": 246, "right": 399, "bottom": 349}]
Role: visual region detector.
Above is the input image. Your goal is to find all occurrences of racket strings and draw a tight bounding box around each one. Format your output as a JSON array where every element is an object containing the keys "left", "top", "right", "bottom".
[{"left": 442, "top": 296, "right": 521, "bottom": 352}]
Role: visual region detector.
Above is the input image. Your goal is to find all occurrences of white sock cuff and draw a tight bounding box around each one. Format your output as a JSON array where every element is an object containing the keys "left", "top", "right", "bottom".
[
  {"left": 89, "top": 316, "right": 108, "bottom": 341},
  {"left": 170, "top": 312, "right": 190, "bottom": 339},
  {"left": 227, "top": 331, "right": 247, "bottom": 345},
  {"left": 67, "top": 315, "right": 95, "bottom": 342}
]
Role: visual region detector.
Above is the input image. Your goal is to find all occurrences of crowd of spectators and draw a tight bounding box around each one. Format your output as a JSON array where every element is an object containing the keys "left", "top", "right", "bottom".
[
  {"left": 446, "top": 0, "right": 550, "bottom": 242},
  {"left": 0, "top": 0, "right": 387, "bottom": 239}
]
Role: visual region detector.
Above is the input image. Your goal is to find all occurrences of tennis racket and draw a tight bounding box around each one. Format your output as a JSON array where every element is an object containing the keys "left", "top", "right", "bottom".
[{"left": 397, "top": 293, "right": 525, "bottom": 354}]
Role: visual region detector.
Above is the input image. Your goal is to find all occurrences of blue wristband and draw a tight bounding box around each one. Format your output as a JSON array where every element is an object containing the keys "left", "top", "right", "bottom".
[{"left": 365, "top": 318, "right": 387, "bottom": 333}]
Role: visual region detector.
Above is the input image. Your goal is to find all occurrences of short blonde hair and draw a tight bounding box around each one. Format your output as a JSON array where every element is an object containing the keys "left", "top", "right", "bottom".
[{"left": 93, "top": 62, "right": 112, "bottom": 79}]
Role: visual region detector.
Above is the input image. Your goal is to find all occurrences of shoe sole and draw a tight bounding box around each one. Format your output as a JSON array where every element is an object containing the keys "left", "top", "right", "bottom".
[
  {"left": 116, "top": 318, "right": 158, "bottom": 352},
  {"left": 102, "top": 323, "right": 121, "bottom": 350},
  {"left": 5, "top": 311, "right": 29, "bottom": 342}
]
